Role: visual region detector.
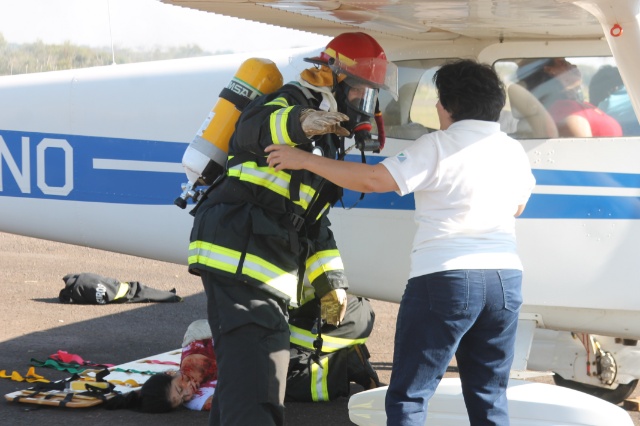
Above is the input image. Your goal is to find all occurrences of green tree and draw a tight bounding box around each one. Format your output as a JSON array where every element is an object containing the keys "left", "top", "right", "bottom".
[{"left": 0, "top": 32, "right": 217, "bottom": 76}]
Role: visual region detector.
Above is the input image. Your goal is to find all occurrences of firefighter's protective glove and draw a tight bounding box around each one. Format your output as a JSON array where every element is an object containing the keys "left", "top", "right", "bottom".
[
  {"left": 320, "top": 288, "right": 348, "bottom": 326},
  {"left": 300, "top": 109, "right": 350, "bottom": 138}
]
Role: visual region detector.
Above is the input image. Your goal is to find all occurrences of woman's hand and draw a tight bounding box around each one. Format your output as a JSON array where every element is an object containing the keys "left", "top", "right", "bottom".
[
  {"left": 265, "top": 144, "right": 313, "bottom": 172},
  {"left": 267, "top": 143, "right": 399, "bottom": 194}
]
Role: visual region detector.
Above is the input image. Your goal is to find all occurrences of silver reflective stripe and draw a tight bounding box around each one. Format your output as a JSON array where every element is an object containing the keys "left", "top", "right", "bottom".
[
  {"left": 188, "top": 241, "right": 242, "bottom": 274},
  {"left": 311, "top": 357, "right": 330, "bottom": 401},
  {"left": 306, "top": 250, "right": 344, "bottom": 284},
  {"left": 289, "top": 325, "right": 316, "bottom": 349},
  {"left": 242, "top": 253, "right": 299, "bottom": 302},
  {"left": 271, "top": 107, "right": 295, "bottom": 146},
  {"left": 190, "top": 241, "right": 299, "bottom": 302},
  {"left": 289, "top": 324, "right": 365, "bottom": 352},
  {"left": 228, "top": 163, "right": 316, "bottom": 209}
]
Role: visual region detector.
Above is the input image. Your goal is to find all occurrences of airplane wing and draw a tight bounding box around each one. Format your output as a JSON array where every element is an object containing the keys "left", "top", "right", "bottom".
[
  {"left": 162, "top": 0, "right": 603, "bottom": 43},
  {"left": 161, "top": 0, "right": 640, "bottom": 125}
]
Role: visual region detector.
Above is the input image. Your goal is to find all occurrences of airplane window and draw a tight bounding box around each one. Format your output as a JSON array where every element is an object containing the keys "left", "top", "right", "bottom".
[
  {"left": 495, "top": 56, "right": 640, "bottom": 138},
  {"left": 375, "top": 59, "right": 446, "bottom": 140},
  {"left": 376, "top": 56, "right": 640, "bottom": 141},
  {"left": 589, "top": 65, "right": 640, "bottom": 136}
]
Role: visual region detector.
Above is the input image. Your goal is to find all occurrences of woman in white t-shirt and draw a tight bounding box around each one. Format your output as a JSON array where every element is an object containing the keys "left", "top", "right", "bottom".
[{"left": 266, "top": 59, "right": 535, "bottom": 426}]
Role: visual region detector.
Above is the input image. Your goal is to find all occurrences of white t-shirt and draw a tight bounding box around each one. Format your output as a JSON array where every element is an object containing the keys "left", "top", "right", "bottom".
[{"left": 381, "top": 120, "right": 535, "bottom": 278}]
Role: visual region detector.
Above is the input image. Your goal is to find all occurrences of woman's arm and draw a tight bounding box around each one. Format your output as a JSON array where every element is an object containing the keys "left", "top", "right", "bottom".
[
  {"left": 562, "top": 114, "right": 592, "bottom": 137},
  {"left": 265, "top": 144, "right": 399, "bottom": 193}
]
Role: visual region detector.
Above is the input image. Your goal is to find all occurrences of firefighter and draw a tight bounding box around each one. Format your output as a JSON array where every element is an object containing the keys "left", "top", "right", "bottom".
[
  {"left": 187, "top": 32, "right": 397, "bottom": 426},
  {"left": 286, "top": 294, "right": 380, "bottom": 402}
]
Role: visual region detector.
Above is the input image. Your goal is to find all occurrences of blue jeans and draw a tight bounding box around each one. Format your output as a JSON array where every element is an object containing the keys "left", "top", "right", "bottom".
[{"left": 385, "top": 269, "right": 522, "bottom": 426}]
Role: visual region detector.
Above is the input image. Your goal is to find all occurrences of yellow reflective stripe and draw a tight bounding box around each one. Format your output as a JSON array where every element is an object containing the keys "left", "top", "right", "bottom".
[
  {"left": 242, "top": 253, "right": 298, "bottom": 302},
  {"left": 315, "top": 203, "right": 330, "bottom": 221},
  {"left": 324, "top": 47, "right": 357, "bottom": 67},
  {"left": 305, "top": 250, "right": 344, "bottom": 284},
  {"left": 228, "top": 162, "right": 290, "bottom": 198},
  {"left": 289, "top": 324, "right": 317, "bottom": 349},
  {"left": 270, "top": 106, "right": 296, "bottom": 146},
  {"left": 311, "top": 356, "right": 330, "bottom": 401},
  {"left": 265, "top": 96, "right": 289, "bottom": 108},
  {"left": 188, "top": 241, "right": 242, "bottom": 274},
  {"left": 299, "top": 286, "right": 316, "bottom": 306},
  {"left": 337, "top": 52, "right": 357, "bottom": 66},
  {"left": 289, "top": 324, "right": 366, "bottom": 353},
  {"left": 189, "top": 241, "right": 299, "bottom": 302},
  {"left": 228, "top": 163, "right": 316, "bottom": 210},
  {"left": 322, "top": 335, "right": 368, "bottom": 352},
  {"left": 113, "top": 282, "right": 130, "bottom": 300}
]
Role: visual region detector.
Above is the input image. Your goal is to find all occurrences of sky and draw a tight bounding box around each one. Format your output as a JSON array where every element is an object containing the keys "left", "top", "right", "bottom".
[{"left": 0, "top": 0, "right": 331, "bottom": 54}]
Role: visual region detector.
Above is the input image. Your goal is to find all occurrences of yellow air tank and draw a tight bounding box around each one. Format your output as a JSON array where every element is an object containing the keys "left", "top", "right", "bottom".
[{"left": 181, "top": 58, "right": 284, "bottom": 188}]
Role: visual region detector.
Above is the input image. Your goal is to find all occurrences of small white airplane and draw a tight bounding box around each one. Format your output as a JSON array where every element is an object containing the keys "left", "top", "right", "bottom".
[{"left": 2, "top": 0, "right": 640, "bottom": 424}]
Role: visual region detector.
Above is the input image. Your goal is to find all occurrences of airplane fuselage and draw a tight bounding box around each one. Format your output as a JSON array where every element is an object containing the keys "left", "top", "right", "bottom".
[{"left": 2, "top": 39, "right": 640, "bottom": 341}]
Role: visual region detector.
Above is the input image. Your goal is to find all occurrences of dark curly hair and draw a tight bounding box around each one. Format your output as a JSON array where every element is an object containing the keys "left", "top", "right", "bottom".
[
  {"left": 433, "top": 59, "right": 505, "bottom": 123},
  {"left": 104, "top": 373, "right": 174, "bottom": 414}
]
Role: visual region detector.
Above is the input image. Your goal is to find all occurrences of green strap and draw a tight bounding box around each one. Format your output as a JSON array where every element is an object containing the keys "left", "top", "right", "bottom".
[
  {"left": 30, "top": 358, "right": 88, "bottom": 374},
  {"left": 109, "top": 368, "right": 161, "bottom": 375}
]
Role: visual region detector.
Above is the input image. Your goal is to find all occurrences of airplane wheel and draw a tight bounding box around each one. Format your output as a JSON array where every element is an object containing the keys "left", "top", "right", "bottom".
[{"left": 552, "top": 374, "right": 638, "bottom": 404}]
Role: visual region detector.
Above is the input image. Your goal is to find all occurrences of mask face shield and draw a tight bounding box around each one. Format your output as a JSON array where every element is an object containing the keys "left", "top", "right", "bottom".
[
  {"left": 336, "top": 80, "right": 378, "bottom": 136},
  {"left": 340, "top": 83, "right": 382, "bottom": 151},
  {"left": 336, "top": 80, "right": 380, "bottom": 152},
  {"left": 342, "top": 78, "right": 379, "bottom": 117}
]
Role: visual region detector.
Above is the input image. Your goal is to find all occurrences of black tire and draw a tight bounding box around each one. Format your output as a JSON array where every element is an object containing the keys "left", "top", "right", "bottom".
[{"left": 553, "top": 374, "right": 638, "bottom": 404}]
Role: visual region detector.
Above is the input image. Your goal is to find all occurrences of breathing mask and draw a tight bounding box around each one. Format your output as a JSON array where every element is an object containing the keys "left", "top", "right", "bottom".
[{"left": 336, "top": 79, "right": 380, "bottom": 151}]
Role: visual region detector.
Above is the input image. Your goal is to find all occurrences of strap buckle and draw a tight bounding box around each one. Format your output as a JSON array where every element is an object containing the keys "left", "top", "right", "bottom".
[{"left": 289, "top": 213, "right": 305, "bottom": 232}]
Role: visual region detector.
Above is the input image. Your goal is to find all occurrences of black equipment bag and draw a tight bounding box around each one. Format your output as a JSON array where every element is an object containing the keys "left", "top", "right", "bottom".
[{"left": 58, "top": 273, "right": 182, "bottom": 304}]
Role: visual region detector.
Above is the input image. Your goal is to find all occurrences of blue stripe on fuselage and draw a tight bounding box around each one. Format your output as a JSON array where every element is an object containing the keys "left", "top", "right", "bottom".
[
  {"left": 2, "top": 130, "right": 640, "bottom": 219},
  {"left": 534, "top": 169, "right": 640, "bottom": 188},
  {"left": 0, "top": 130, "right": 185, "bottom": 204},
  {"left": 523, "top": 170, "right": 640, "bottom": 219}
]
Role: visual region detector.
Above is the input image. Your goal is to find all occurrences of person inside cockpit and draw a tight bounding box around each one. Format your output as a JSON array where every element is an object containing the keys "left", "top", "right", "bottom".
[
  {"left": 589, "top": 65, "right": 640, "bottom": 136},
  {"left": 516, "top": 57, "right": 622, "bottom": 137}
]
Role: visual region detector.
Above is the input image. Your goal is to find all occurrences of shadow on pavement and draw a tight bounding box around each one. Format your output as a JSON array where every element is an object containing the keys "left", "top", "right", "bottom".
[{"left": 1, "top": 292, "right": 359, "bottom": 426}]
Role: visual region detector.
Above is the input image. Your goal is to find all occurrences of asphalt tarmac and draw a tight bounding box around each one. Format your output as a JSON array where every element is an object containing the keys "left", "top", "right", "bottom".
[{"left": 1, "top": 231, "right": 639, "bottom": 425}]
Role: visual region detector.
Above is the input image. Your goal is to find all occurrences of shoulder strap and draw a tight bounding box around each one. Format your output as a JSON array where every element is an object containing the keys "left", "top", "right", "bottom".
[
  {"left": 289, "top": 81, "right": 317, "bottom": 101},
  {"left": 219, "top": 87, "right": 252, "bottom": 111},
  {"left": 283, "top": 82, "right": 319, "bottom": 105}
]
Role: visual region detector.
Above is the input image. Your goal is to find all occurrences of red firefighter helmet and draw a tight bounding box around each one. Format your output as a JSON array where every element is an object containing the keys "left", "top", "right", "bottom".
[{"left": 306, "top": 32, "right": 398, "bottom": 99}]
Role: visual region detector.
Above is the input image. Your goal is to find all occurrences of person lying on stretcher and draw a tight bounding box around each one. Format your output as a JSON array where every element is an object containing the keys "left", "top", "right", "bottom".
[
  {"left": 106, "top": 296, "right": 379, "bottom": 413},
  {"left": 105, "top": 319, "right": 216, "bottom": 413}
]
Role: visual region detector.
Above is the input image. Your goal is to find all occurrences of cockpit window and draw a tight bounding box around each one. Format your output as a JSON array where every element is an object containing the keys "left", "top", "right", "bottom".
[
  {"left": 375, "top": 59, "right": 445, "bottom": 140},
  {"left": 495, "top": 57, "right": 640, "bottom": 138},
  {"left": 375, "top": 57, "right": 640, "bottom": 141}
]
